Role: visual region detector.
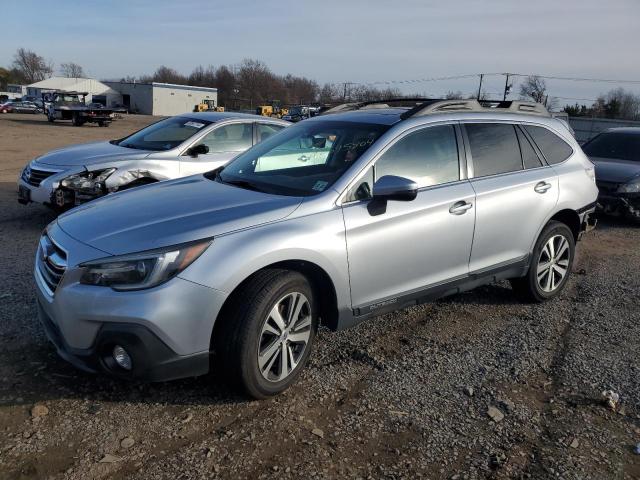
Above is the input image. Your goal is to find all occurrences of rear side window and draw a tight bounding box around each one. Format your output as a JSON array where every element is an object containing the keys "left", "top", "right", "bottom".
[
  {"left": 465, "top": 124, "right": 522, "bottom": 177},
  {"left": 256, "top": 123, "right": 285, "bottom": 144},
  {"left": 375, "top": 124, "right": 460, "bottom": 188},
  {"left": 200, "top": 123, "right": 253, "bottom": 153},
  {"left": 516, "top": 126, "right": 543, "bottom": 169},
  {"left": 523, "top": 125, "right": 573, "bottom": 164}
]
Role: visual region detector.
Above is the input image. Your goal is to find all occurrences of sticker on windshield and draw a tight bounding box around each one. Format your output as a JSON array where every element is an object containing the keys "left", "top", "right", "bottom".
[
  {"left": 184, "top": 121, "right": 205, "bottom": 129},
  {"left": 312, "top": 180, "right": 328, "bottom": 192}
]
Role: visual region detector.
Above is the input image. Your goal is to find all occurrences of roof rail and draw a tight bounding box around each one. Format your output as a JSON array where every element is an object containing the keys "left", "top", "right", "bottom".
[
  {"left": 479, "top": 100, "right": 550, "bottom": 116},
  {"left": 404, "top": 99, "right": 550, "bottom": 119},
  {"left": 321, "top": 98, "right": 436, "bottom": 116},
  {"left": 321, "top": 98, "right": 551, "bottom": 119}
]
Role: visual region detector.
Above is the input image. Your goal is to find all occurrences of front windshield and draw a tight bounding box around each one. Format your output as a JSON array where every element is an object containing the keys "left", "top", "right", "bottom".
[
  {"left": 118, "top": 117, "right": 213, "bottom": 151},
  {"left": 582, "top": 132, "right": 640, "bottom": 162},
  {"left": 216, "top": 120, "right": 389, "bottom": 196}
]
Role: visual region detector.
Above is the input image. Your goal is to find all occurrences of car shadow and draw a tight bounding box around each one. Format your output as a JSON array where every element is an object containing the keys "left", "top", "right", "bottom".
[{"left": 1, "top": 343, "right": 249, "bottom": 408}]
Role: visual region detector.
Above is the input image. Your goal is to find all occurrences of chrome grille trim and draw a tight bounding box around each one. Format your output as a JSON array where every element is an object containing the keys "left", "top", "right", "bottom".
[
  {"left": 22, "top": 164, "right": 63, "bottom": 187},
  {"left": 36, "top": 234, "right": 67, "bottom": 295}
]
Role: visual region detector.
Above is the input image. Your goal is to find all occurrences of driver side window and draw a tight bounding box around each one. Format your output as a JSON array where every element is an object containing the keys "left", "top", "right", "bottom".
[
  {"left": 343, "top": 124, "right": 460, "bottom": 203},
  {"left": 199, "top": 123, "right": 253, "bottom": 153}
]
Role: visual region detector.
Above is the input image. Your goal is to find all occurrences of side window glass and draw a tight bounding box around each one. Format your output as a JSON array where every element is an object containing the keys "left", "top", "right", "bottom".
[
  {"left": 344, "top": 166, "right": 374, "bottom": 202},
  {"left": 466, "top": 123, "right": 523, "bottom": 177},
  {"left": 200, "top": 123, "right": 253, "bottom": 153},
  {"left": 375, "top": 125, "right": 459, "bottom": 188},
  {"left": 256, "top": 123, "right": 285, "bottom": 144},
  {"left": 523, "top": 125, "right": 573, "bottom": 165},
  {"left": 516, "top": 126, "right": 543, "bottom": 169}
]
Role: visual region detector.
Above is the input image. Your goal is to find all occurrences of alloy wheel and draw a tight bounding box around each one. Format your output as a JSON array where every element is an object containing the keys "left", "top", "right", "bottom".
[
  {"left": 536, "top": 234, "right": 570, "bottom": 293},
  {"left": 257, "top": 292, "right": 312, "bottom": 382}
]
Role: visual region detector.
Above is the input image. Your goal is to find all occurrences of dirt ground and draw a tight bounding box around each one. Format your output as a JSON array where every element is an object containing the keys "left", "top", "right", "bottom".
[{"left": 0, "top": 113, "right": 639, "bottom": 479}]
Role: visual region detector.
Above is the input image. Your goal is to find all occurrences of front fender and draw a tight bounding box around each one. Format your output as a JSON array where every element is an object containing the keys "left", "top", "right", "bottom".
[{"left": 178, "top": 208, "right": 352, "bottom": 316}]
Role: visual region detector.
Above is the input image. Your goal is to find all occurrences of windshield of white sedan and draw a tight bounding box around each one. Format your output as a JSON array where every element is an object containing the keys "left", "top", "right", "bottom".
[
  {"left": 582, "top": 132, "right": 640, "bottom": 162},
  {"left": 117, "top": 117, "right": 213, "bottom": 151},
  {"left": 216, "top": 121, "right": 389, "bottom": 196}
]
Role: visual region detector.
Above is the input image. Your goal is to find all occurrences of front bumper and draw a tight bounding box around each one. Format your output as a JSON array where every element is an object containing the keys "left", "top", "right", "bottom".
[
  {"left": 37, "top": 301, "right": 210, "bottom": 381},
  {"left": 34, "top": 223, "right": 228, "bottom": 381},
  {"left": 17, "top": 162, "right": 83, "bottom": 208}
]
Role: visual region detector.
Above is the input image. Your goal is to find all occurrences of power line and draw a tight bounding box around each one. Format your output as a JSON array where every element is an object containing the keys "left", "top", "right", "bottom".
[
  {"left": 507, "top": 73, "right": 640, "bottom": 84},
  {"left": 349, "top": 72, "right": 640, "bottom": 87}
]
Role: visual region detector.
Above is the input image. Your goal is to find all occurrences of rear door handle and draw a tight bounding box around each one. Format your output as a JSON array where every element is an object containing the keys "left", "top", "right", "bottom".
[
  {"left": 534, "top": 181, "right": 552, "bottom": 194},
  {"left": 299, "top": 155, "right": 310, "bottom": 162},
  {"left": 449, "top": 200, "right": 473, "bottom": 215}
]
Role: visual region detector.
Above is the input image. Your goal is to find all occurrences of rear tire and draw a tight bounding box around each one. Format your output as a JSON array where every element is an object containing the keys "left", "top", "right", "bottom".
[
  {"left": 510, "top": 221, "right": 575, "bottom": 303},
  {"left": 214, "top": 269, "right": 318, "bottom": 399}
]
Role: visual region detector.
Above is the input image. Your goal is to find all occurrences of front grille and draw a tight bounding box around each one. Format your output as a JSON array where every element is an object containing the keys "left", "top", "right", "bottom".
[
  {"left": 36, "top": 234, "right": 67, "bottom": 295},
  {"left": 596, "top": 181, "right": 620, "bottom": 194},
  {"left": 22, "top": 167, "right": 58, "bottom": 187}
]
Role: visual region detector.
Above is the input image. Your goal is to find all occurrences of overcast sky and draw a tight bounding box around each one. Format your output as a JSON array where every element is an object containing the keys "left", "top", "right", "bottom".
[{"left": 2, "top": 0, "right": 640, "bottom": 104}]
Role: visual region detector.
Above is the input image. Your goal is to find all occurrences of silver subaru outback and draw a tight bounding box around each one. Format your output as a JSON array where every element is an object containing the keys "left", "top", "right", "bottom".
[
  {"left": 34, "top": 99, "right": 598, "bottom": 398},
  {"left": 18, "top": 112, "right": 289, "bottom": 210}
]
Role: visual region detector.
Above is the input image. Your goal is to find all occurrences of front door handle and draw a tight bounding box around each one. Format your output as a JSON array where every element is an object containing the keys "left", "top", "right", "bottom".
[
  {"left": 299, "top": 155, "right": 310, "bottom": 162},
  {"left": 534, "top": 181, "right": 552, "bottom": 194},
  {"left": 449, "top": 200, "right": 473, "bottom": 215}
]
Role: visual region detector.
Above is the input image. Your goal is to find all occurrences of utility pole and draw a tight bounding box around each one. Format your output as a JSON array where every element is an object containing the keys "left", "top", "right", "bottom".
[
  {"left": 342, "top": 82, "right": 355, "bottom": 102},
  {"left": 502, "top": 73, "right": 511, "bottom": 101},
  {"left": 477, "top": 74, "right": 483, "bottom": 100}
]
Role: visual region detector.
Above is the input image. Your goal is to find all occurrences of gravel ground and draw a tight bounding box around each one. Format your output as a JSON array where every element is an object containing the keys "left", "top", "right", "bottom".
[{"left": 0, "top": 114, "right": 639, "bottom": 479}]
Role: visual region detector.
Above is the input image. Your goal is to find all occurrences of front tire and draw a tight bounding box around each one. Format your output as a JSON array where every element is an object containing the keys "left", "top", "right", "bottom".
[
  {"left": 510, "top": 221, "right": 575, "bottom": 302},
  {"left": 214, "top": 269, "right": 318, "bottom": 399}
]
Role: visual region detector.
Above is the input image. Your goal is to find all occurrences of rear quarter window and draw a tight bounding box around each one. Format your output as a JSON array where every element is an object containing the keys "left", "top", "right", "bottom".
[
  {"left": 465, "top": 123, "right": 523, "bottom": 177},
  {"left": 524, "top": 125, "right": 573, "bottom": 165}
]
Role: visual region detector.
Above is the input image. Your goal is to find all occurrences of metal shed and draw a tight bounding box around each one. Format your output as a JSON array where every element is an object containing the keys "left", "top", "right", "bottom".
[{"left": 104, "top": 81, "right": 218, "bottom": 116}]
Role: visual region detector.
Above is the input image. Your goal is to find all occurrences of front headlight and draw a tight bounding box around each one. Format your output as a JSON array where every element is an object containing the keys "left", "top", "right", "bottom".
[
  {"left": 61, "top": 168, "right": 116, "bottom": 192},
  {"left": 79, "top": 240, "right": 210, "bottom": 291},
  {"left": 617, "top": 178, "right": 640, "bottom": 193}
]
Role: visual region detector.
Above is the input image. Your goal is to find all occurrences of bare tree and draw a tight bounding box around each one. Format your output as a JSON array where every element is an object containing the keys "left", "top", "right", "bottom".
[
  {"left": 12, "top": 48, "right": 53, "bottom": 83},
  {"left": 140, "top": 65, "right": 188, "bottom": 85},
  {"left": 594, "top": 88, "right": 640, "bottom": 120},
  {"left": 213, "top": 65, "right": 237, "bottom": 108},
  {"left": 237, "top": 59, "right": 276, "bottom": 107},
  {"left": 445, "top": 90, "right": 465, "bottom": 99},
  {"left": 518, "top": 75, "right": 547, "bottom": 104},
  {"left": 60, "top": 62, "right": 85, "bottom": 78}
]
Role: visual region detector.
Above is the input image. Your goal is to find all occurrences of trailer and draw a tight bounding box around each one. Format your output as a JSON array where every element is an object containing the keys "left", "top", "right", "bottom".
[{"left": 43, "top": 91, "right": 113, "bottom": 127}]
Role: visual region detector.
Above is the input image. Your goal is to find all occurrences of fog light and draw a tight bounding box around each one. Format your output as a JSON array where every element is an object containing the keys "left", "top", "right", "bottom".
[{"left": 112, "top": 345, "right": 132, "bottom": 370}]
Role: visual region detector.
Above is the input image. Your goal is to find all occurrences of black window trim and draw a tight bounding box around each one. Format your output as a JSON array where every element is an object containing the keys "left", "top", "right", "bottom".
[
  {"left": 339, "top": 121, "right": 467, "bottom": 206},
  {"left": 520, "top": 123, "right": 575, "bottom": 167},
  {"left": 514, "top": 124, "right": 546, "bottom": 170},
  {"left": 460, "top": 120, "right": 557, "bottom": 180}
]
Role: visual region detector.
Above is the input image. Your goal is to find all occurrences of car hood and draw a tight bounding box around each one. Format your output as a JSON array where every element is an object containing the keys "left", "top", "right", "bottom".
[
  {"left": 591, "top": 157, "right": 640, "bottom": 184},
  {"left": 35, "top": 141, "right": 152, "bottom": 167},
  {"left": 57, "top": 175, "right": 303, "bottom": 255}
]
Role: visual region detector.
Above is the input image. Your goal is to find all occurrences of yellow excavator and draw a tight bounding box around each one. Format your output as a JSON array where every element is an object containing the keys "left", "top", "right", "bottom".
[
  {"left": 193, "top": 99, "right": 224, "bottom": 112},
  {"left": 256, "top": 103, "right": 288, "bottom": 119}
]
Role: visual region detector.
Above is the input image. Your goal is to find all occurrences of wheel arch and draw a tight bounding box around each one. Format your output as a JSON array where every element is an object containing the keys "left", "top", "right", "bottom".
[
  {"left": 548, "top": 209, "right": 581, "bottom": 242},
  {"left": 210, "top": 259, "right": 340, "bottom": 352}
]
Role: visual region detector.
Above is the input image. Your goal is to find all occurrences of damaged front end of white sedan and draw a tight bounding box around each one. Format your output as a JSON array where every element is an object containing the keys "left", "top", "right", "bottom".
[{"left": 17, "top": 112, "right": 290, "bottom": 212}]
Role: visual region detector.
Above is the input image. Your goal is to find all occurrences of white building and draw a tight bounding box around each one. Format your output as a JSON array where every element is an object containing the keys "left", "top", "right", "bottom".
[
  {"left": 104, "top": 81, "right": 218, "bottom": 116},
  {"left": 26, "top": 77, "right": 122, "bottom": 106}
]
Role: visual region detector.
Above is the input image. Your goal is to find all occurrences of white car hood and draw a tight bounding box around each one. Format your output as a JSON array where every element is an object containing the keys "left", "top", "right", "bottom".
[{"left": 35, "top": 141, "right": 152, "bottom": 167}]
